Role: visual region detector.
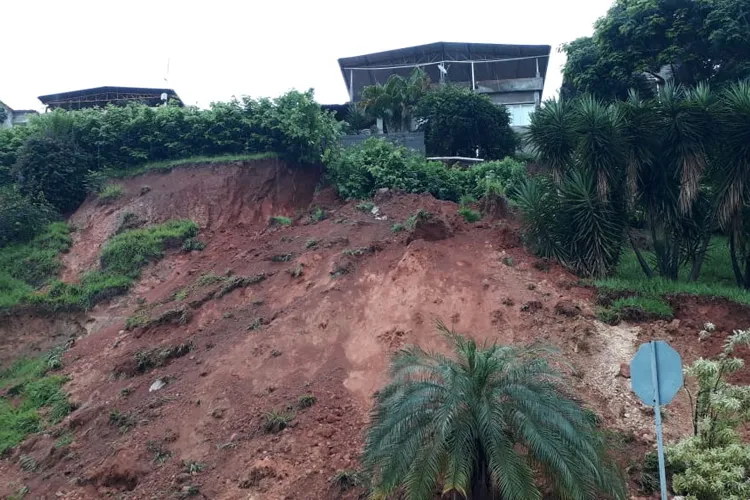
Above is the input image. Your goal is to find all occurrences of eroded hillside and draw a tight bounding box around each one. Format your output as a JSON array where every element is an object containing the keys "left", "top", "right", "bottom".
[{"left": 2, "top": 160, "right": 749, "bottom": 499}]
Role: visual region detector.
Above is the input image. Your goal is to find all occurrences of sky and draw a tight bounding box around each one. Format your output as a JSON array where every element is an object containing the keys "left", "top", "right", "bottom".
[{"left": 2, "top": 0, "right": 613, "bottom": 111}]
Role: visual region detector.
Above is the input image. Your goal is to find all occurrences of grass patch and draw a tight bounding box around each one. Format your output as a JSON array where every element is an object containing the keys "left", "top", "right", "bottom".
[
  {"left": 97, "top": 183, "right": 124, "bottom": 204},
  {"left": 343, "top": 247, "right": 373, "bottom": 257},
  {"left": 269, "top": 253, "right": 293, "bottom": 262},
  {"left": 309, "top": 207, "right": 327, "bottom": 223},
  {"left": 24, "top": 220, "right": 198, "bottom": 312},
  {"left": 269, "top": 216, "right": 292, "bottom": 227},
  {"left": 0, "top": 223, "right": 72, "bottom": 310},
  {"left": 596, "top": 239, "right": 750, "bottom": 306},
  {"left": 109, "top": 409, "right": 137, "bottom": 433},
  {"left": 0, "top": 347, "right": 72, "bottom": 454},
  {"left": 106, "top": 153, "right": 278, "bottom": 179},
  {"left": 298, "top": 394, "right": 317, "bottom": 409},
  {"left": 330, "top": 469, "right": 368, "bottom": 492},
  {"left": 391, "top": 223, "right": 405, "bottom": 233},
  {"left": 287, "top": 264, "right": 304, "bottom": 278},
  {"left": 133, "top": 342, "right": 192, "bottom": 374},
  {"left": 217, "top": 274, "right": 265, "bottom": 298},
  {"left": 356, "top": 201, "right": 375, "bottom": 213},
  {"left": 305, "top": 238, "right": 319, "bottom": 249},
  {"left": 262, "top": 409, "right": 294, "bottom": 434},
  {"left": 458, "top": 207, "right": 481, "bottom": 223}
]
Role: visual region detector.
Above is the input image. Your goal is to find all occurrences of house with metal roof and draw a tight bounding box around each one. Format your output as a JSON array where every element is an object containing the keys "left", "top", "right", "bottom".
[
  {"left": 0, "top": 100, "right": 38, "bottom": 128},
  {"left": 338, "top": 42, "right": 550, "bottom": 128},
  {"left": 37, "top": 86, "right": 183, "bottom": 111}
]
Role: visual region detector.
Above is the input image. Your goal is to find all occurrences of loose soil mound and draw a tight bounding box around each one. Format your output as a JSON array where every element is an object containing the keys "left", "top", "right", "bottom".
[{"left": 3, "top": 160, "right": 750, "bottom": 499}]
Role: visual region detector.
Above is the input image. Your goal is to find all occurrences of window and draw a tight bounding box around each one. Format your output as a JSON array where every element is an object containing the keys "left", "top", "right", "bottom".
[{"left": 506, "top": 103, "right": 536, "bottom": 127}]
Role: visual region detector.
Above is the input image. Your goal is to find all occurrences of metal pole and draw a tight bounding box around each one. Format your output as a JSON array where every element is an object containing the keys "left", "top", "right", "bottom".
[
  {"left": 535, "top": 57, "right": 540, "bottom": 78},
  {"left": 471, "top": 61, "right": 475, "bottom": 91},
  {"left": 650, "top": 341, "right": 668, "bottom": 500},
  {"left": 349, "top": 69, "right": 354, "bottom": 101}
]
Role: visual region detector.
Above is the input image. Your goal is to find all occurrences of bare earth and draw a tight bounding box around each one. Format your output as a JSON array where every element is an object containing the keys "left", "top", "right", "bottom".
[{"left": 2, "top": 160, "right": 749, "bottom": 499}]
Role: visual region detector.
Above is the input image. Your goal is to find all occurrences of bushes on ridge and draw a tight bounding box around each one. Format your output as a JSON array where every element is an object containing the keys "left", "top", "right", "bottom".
[
  {"left": 325, "top": 138, "right": 526, "bottom": 203},
  {"left": 0, "top": 186, "right": 56, "bottom": 246}
]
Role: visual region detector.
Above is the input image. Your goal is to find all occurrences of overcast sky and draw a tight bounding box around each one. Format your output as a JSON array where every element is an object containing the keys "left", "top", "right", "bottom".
[{"left": 3, "top": 0, "right": 612, "bottom": 111}]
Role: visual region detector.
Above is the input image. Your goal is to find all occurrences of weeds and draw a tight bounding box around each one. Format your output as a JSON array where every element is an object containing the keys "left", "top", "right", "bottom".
[
  {"left": 405, "top": 209, "right": 432, "bottom": 230},
  {"left": 330, "top": 469, "right": 367, "bottom": 492},
  {"left": 146, "top": 440, "right": 171, "bottom": 464},
  {"left": 599, "top": 295, "right": 674, "bottom": 324},
  {"left": 247, "top": 318, "right": 264, "bottom": 331},
  {"left": 177, "top": 485, "right": 200, "bottom": 498},
  {"left": 55, "top": 432, "right": 73, "bottom": 448},
  {"left": 18, "top": 455, "right": 37, "bottom": 472},
  {"left": 115, "top": 212, "right": 144, "bottom": 234},
  {"left": 287, "top": 264, "right": 304, "bottom": 278},
  {"left": 305, "top": 238, "right": 319, "bottom": 249},
  {"left": 217, "top": 273, "right": 265, "bottom": 298},
  {"left": 196, "top": 273, "right": 225, "bottom": 287},
  {"left": 269, "top": 253, "right": 293, "bottom": 262},
  {"left": 106, "top": 153, "right": 278, "bottom": 178},
  {"left": 391, "top": 223, "right": 405, "bottom": 233},
  {"left": 356, "top": 201, "right": 375, "bottom": 213},
  {"left": 181, "top": 237, "right": 206, "bottom": 252},
  {"left": 97, "top": 183, "right": 124, "bottom": 204},
  {"left": 262, "top": 410, "right": 294, "bottom": 434},
  {"left": 173, "top": 289, "right": 189, "bottom": 301},
  {"left": 133, "top": 342, "right": 192, "bottom": 374},
  {"left": 125, "top": 311, "right": 149, "bottom": 330},
  {"left": 343, "top": 247, "right": 372, "bottom": 257},
  {"left": 109, "top": 409, "right": 137, "bottom": 433},
  {"left": 309, "top": 207, "right": 327, "bottom": 222},
  {"left": 269, "top": 216, "right": 292, "bottom": 227},
  {"left": 298, "top": 394, "right": 317, "bottom": 409},
  {"left": 503, "top": 256, "right": 515, "bottom": 266},
  {"left": 182, "top": 460, "right": 205, "bottom": 474},
  {"left": 330, "top": 261, "right": 353, "bottom": 278},
  {"left": 458, "top": 207, "right": 481, "bottom": 223}
]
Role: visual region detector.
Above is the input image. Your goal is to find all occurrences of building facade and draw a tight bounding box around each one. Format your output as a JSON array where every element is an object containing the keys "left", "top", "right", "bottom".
[
  {"left": 0, "top": 100, "right": 38, "bottom": 128},
  {"left": 338, "top": 42, "right": 550, "bottom": 129}
]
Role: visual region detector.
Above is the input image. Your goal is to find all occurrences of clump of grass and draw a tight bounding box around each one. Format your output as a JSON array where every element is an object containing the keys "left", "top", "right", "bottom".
[
  {"left": 125, "top": 311, "right": 149, "bottom": 330},
  {"left": 405, "top": 209, "right": 432, "bottom": 230},
  {"left": 458, "top": 207, "right": 481, "bottom": 223},
  {"left": 197, "top": 273, "right": 225, "bottom": 287},
  {"left": 217, "top": 274, "right": 265, "bottom": 298},
  {"left": 391, "top": 223, "right": 405, "bottom": 233},
  {"left": 330, "top": 261, "right": 354, "bottom": 278},
  {"left": 269, "top": 216, "right": 292, "bottom": 227},
  {"left": 305, "top": 238, "right": 319, "bottom": 249},
  {"left": 97, "top": 183, "right": 124, "bottom": 204},
  {"left": 132, "top": 342, "right": 192, "bottom": 374},
  {"left": 173, "top": 288, "right": 189, "bottom": 301},
  {"left": 146, "top": 440, "right": 171, "bottom": 464},
  {"left": 182, "top": 460, "right": 205, "bottom": 474},
  {"left": 247, "top": 318, "right": 264, "bottom": 331},
  {"left": 262, "top": 410, "right": 294, "bottom": 434},
  {"left": 269, "top": 253, "right": 293, "bottom": 263},
  {"left": 115, "top": 212, "right": 144, "bottom": 234},
  {"left": 0, "top": 346, "right": 72, "bottom": 454},
  {"left": 611, "top": 296, "right": 673, "bottom": 321},
  {"left": 18, "top": 455, "right": 37, "bottom": 472},
  {"left": 106, "top": 153, "right": 278, "bottom": 178},
  {"left": 503, "top": 256, "right": 515, "bottom": 266},
  {"left": 330, "top": 469, "right": 367, "bottom": 492},
  {"left": 177, "top": 485, "right": 200, "bottom": 498},
  {"left": 109, "top": 409, "right": 137, "bottom": 433},
  {"left": 287, "top": 264, "right": 304, "bottom": 278},
  {"left": 343, "top": 247, "right": 372, "bottom": 257},
  {"left": 181, "top": 237, "right": 205, "bottom": 252},
  {"left": 55, "top": 432, "right": 73, "bottom": 448},
  {"left": 356, "top": 201, "right": 375, "bottom": 213},
  {"left": 459, "top": 194, "right": 477, "bottom": 206},
  {"left": 298, "top": 394, "right": 317, "bottom": 409},
  {"left": 309, "top": 207, "right": 327, "bottom": 222}
]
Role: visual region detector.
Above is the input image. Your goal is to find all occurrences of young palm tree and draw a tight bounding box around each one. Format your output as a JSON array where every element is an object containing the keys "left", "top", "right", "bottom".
[
  {"left": 363, "top": 321, "right": 626, "bottom": 500},
  {"left": 358, "top": 69, "right": 430, "bottom": 133}
]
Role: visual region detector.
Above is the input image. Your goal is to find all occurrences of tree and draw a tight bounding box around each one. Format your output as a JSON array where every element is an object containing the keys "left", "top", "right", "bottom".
[
  {"left": 0, "top": 185, "right": 55, "bottom": 246},
  {"left": 416, "top": 85, "right": 517, "bottom": 160},
  {"left": 359, "top": 69, "right": 431, "bottom": 133},
  {"left": 562, "top": 0, "right": 750, "bottom": 99},
  {"left": 363, "top": 321, "right": 626, "bottom": 500}
]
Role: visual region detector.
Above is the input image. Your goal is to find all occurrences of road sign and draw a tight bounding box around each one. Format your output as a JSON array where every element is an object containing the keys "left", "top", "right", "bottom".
[{"left": 630, "top": 340, "right": 684, "bottom": 500}]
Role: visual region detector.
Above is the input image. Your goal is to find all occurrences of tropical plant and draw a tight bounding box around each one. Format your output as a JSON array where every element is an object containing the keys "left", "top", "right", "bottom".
[
  {"left": 666, "top": 328, "right": 750, "bottom": 499},
  {"left": 0, "top": 186, "right": 56, "bottom": 246},
  {"left": 363, "top": 320, "right": 626, "bottom": 500},
  {"left": 359, "top": 69, "right": 431, "bottom": 133}
]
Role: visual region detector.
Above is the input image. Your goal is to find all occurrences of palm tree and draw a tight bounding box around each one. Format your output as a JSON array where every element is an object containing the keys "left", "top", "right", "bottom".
[
  {"left": 363, "top": 321, "right": 626, "bottom": 500},
  {"left": 359, "top": 69, "right": 430, "bottom": 133},
  {"left": 715, "top": 82, "right": 750, "bottom": 288}
]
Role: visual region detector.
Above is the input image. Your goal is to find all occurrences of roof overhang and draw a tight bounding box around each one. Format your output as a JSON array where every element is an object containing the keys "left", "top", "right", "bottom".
[
  {"left": 338, "top": 42, "right": 551, "bottom": 100},
  {"left": 38, "top": 86, "right": 183, "bottom": 109}
]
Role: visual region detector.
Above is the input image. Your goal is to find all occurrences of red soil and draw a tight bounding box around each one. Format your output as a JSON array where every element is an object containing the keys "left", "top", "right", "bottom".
[{"left": 2, "top": 160, "right": 749, "bottom": 499}]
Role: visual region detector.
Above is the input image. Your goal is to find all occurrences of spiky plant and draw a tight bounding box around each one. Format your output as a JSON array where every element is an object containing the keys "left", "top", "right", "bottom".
[
  {"left": 512, "top": 175, "right": 567, "bottom": 264},
  {"left": 363, "top": 321, "right": 626, "bottom": 500},
  {"left": 526, "top": 99, "right": 577, "bottom": 183}
]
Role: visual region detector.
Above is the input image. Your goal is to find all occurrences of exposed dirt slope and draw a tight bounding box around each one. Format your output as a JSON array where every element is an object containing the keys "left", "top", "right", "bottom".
[{"left": 2, "top": 161, "right": 749, "bottom": 499}]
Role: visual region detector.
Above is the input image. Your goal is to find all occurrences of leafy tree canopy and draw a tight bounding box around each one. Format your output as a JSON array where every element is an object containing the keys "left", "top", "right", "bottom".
[
  {"left": 417, "top": 85, "right": 518, "bottom": 160},
  {"left": 562, "top": 0, "right": 750, "bottom": 100}
]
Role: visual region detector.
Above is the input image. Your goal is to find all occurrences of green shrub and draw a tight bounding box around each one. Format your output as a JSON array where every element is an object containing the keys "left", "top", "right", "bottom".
[
  {"left": 14, "top": 135, "right": 93, "bottom": 213},
  {"left": 269, "top": 216, "right": 292, "bottom": 227},
  {"left": 262, "top": 409, "right": 294, "bottom": 434},
  {"left": 0, "top": 186, "right": 56, "bottom": 246},
  {"left": 665, "top": 330, "right": 750, "bottom": 499},
  {"left": 309, "top": 207, "right": 327, "bottom": 222},
  {"left": 181, "top": 237, "right": 205, "bottom": 252},
  {"left": 458, "top": 207, "right": 481, "bottom": 223},
  {"left": 97, "top": 184, "right": 124, "bottom": 204},
  {"left": 298, "top": 394, "right": 317, "bottom": 409},
  {"left": 391, "top": 223, "right": 405, "bottom": 233},
  {"left": 416, "top": 84, "right": 518, "bottom": 159}
]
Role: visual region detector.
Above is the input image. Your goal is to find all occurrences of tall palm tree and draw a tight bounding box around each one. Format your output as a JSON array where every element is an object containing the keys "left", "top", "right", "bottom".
[{"left": 363, "top": 321, "right": 626, "bottom": 500}]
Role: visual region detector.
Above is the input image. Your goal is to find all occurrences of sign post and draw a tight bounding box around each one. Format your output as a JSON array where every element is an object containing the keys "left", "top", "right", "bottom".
[{"left": 630, "top": 340, "right": 684, "bottom": 500}]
